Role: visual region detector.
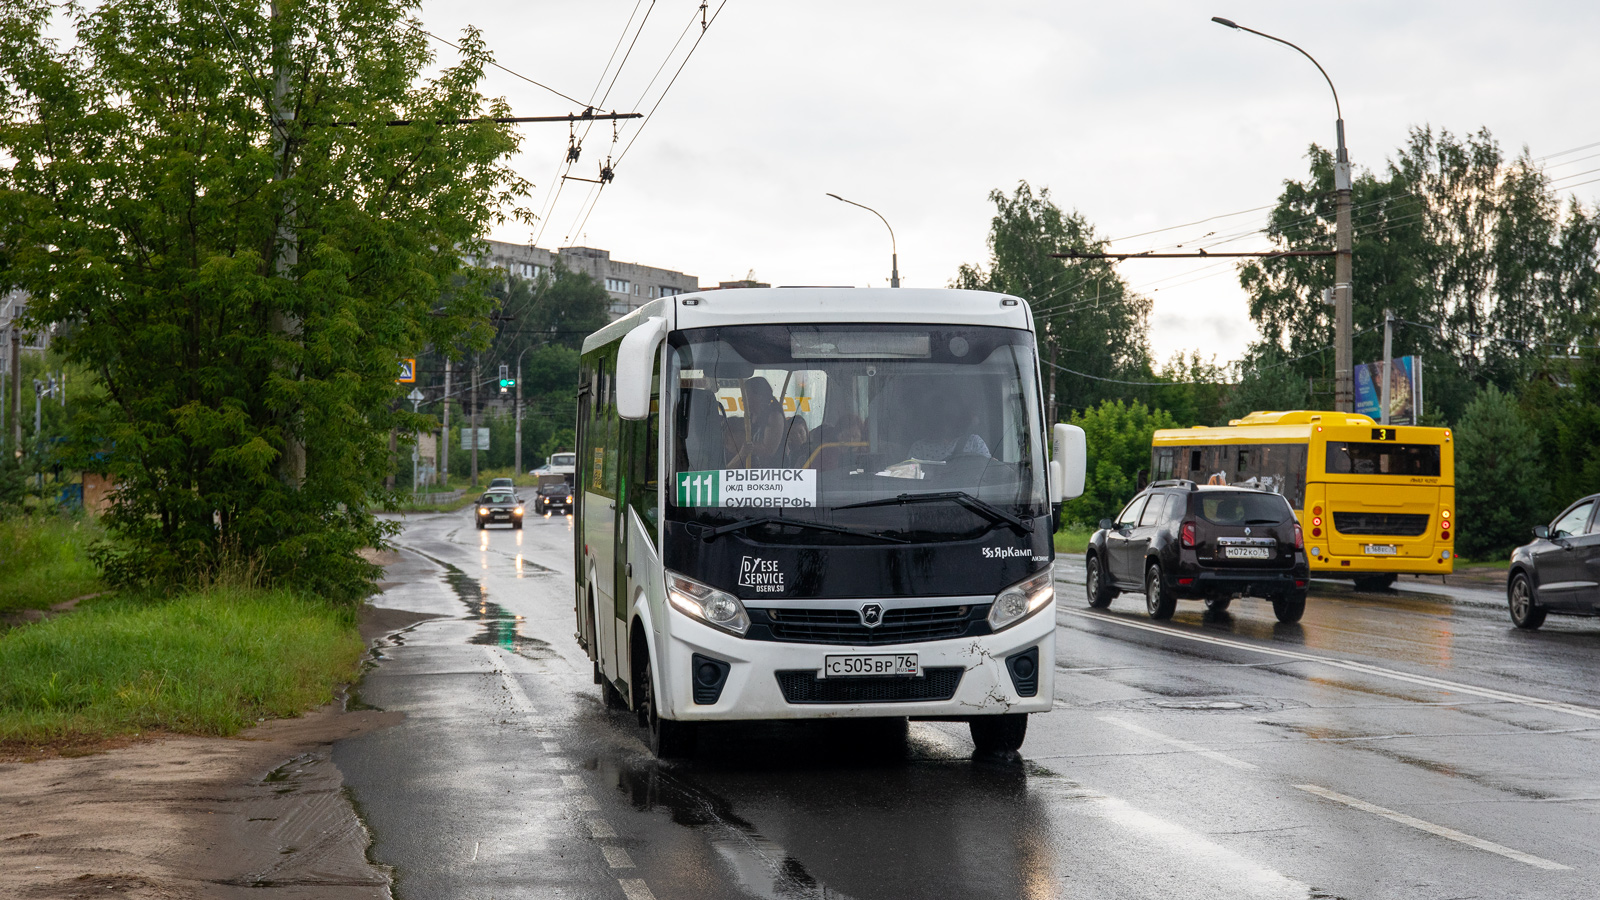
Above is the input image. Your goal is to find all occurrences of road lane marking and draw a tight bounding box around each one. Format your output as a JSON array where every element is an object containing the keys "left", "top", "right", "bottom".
[
  {"left": 542, "top": 741, "right": 563, "bottom": 752},
  {"left": 1294, "top": 784, "right": 1571, "bottom": 870},
  {"left": 561, "top": 775, "right": 585, "bottom": 790},
  {"left": 574, "top": 792, "right": 599, "bottom": 811},
  {"left": 601, "top": 845, "right": 635, "bottom": 868},
  {"left": 588, "top": 818, "right": 618, "bottom": 839},
  {"left": 1060, "top": 608, "right": 1600, "bottom": 722},
  {"left": 470, "top": 841, "right": 478, "bottom": 861},
  {"left": 618, "top": 878, "right": 656, "bottom": 900},
  {"left": 1098, "top": 716, "right": 1260, "bottom": 770},
  {"left": 483, "top": 646, "right": 539, "bottom": 714}
]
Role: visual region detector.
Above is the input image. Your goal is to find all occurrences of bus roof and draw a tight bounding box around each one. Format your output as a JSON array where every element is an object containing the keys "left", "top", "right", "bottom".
[
  {"left": 581, "top": 288, "right": 1036, "bottom": 353},
  {"left": 1153, "top": 410, "right": 1451, "bottom": 444}
]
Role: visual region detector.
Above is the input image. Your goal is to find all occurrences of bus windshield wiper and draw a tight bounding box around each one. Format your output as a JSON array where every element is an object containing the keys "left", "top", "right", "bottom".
[
  {"left": 835, "top": 491, "right": 1033, "bottom": 534},
  {"left": 687, "top": 516, "right": 908, "bottom": 544}
]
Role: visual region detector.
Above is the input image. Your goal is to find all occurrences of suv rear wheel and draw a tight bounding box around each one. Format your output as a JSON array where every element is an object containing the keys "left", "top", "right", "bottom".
[
  {"left": 1144, "top": 562, "right": 1177, "bottom": 619},
  {"left": 1203, "top": 594, "right": 1233, "bottom": 612},
  {"left": 1085, "top": 554, "right": 1115, "bottom": 608}
]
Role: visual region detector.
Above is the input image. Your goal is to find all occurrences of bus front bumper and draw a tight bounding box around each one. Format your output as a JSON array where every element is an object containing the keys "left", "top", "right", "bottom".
[{"left": 656, "top": 602, "right": 1057, "bottom": 722}]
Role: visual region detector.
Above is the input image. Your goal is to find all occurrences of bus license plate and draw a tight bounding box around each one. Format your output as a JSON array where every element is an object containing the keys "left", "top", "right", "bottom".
[
  {"left": 821, "top": 654, "right": 919, "bottom": 678},
  {"left": 1224, "top": 547, "right": 1270, "bottom": 559},
  {"left": 1364, "top": 544, "right": 1398, "bottom": 555}
]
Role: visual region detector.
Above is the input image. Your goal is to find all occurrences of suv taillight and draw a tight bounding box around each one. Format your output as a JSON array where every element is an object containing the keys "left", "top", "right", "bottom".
[
  {"left": 1181, "top": 521, "right": 1196, "bottom": 548},
  {"left": 1294, "top": 523, "right": 1304, "bottom": 550}
]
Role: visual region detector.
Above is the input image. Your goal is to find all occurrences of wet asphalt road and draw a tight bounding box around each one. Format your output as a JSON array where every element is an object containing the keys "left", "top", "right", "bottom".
[{"left": 337, "top": 510, "right": 1600, "bottom": 899}]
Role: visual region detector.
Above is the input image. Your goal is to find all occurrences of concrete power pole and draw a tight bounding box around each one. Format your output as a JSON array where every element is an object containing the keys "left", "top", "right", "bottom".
[
  {"left": 1380, "top": 308, "right": 1394, "bottom": 425},
  {"left": 9, "top": 328, "right": 19, "bottom": 455},
  {"left": 1334, "top": 120, "right": 1355, "bottom": 412},
  {"left": 470, "top": 358, "right": 480, "bottom": 489},
  {"left": 270, "top": 1, "right": 305, "bottom": 484},
  {"left": 441, "top": 358, "right": 451, "bottom": 485},
  {"left": 514, "top": 357, "right": 523, "bottom": 476}
]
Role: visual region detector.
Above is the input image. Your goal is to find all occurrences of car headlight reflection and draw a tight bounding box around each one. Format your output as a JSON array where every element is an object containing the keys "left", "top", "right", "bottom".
[
  {"left": 988, "top": 566, "right": 1055, "bottom": 631},
  {"left": 666, "top": 569, "right": 749, "bottom": 636}
]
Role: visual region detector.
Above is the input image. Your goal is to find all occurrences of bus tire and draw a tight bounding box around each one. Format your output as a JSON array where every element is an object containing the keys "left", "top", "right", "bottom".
[
  {"left": 1273, "top": 591, "right": 1307, "bottom": 624},
  {"left": 1144, "top": 562, "right": 1176, "bottom": 620},
  {"left": 1353, "top": 573, "right": 1397, "bottom": 592},
  {"left": 639, "top": 652, "right": 695, "bottom": 758},
  {"left": 970, "top": 713, "right": 1028, "bottom": 756},
  {"left": 1085, "top": 553, "right": 1115, "bottom": 608},
  {"left": 1508, "top": 572, "right": 1546, "bottom": 630}
]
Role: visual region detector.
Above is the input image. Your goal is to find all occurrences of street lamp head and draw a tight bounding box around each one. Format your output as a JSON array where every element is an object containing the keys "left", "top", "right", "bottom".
[
  {"left": 1211, "top": 16, "right": 1239, "bottom": 28},
  {"left": 825, "top": 193, "right": 844, "bottom": 202}
]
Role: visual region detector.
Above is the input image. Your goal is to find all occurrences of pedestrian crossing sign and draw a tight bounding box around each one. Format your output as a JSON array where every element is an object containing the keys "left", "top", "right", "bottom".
[{"left": 397, "top": 358, "right": 416, "bottom": 383}]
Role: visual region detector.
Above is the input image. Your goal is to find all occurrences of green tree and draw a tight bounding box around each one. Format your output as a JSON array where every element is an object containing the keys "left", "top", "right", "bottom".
[
  {"left": 1060, "top": 400, "right": 1178, "bottom": 527},
  {"left": 1222, "top": 345, "right": 1314, "bottom": 424},
  {"left": 1238, "top": 127, "right": 1600, "bottom": 421},
  {"left": 1454, "top": 386, "right": 1547, "bottom": 558},
  {"left": 954, "top": 182, "right": 1153, "bottom": 416},
  {"left": 0, "top": 1, "right": 527, "bottom": 601}
]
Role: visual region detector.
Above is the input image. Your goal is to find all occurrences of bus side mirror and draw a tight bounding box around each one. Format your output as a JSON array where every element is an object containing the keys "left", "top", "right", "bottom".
[
  {"left": 1050, "top": 423, "right": 1086, "bottom": 503},
  {"left": 616, "top": 316, "right": 667, "bottom": 420}
]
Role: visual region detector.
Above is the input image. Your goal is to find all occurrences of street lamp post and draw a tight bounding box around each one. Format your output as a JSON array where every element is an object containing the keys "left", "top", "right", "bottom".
[
  {"left": 1213, "top": 16, "right": 1354, "bottom": 412},
  {"left": 514, "top": 344, "right": 534, "bottom": 477},
  {"left": 826, "top": 193, "right": 900, "bottom": 287}
]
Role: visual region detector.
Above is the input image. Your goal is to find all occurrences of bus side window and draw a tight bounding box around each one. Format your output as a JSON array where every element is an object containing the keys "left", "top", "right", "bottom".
[
  {"left": 1189, "top": 449, "right": 1202, "bottom": 474},
  {"left": 629, "top": 353, "right": 661, "bottom": 545}
]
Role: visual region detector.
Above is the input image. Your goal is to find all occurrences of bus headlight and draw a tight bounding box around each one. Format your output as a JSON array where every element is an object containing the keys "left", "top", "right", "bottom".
[
  {"left": 989, "top": 566, "right": 1055, "bottom": 632},
  {"left": 666, "top": 570, "right": 750, "bottom": 636}
]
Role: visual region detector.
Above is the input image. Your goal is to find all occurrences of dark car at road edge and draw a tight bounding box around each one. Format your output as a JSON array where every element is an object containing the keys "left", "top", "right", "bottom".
[{"left": 1506, "top": 493, "right": 1600, "bottom": 630}]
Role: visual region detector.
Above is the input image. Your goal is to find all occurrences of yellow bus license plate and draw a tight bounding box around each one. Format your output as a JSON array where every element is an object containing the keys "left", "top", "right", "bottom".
[{"left": 1364, "top": 544, "right": 1398, "bottom": 555}]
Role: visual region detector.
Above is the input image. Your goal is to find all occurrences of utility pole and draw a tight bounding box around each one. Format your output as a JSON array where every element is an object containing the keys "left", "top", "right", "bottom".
[
  {"left": 441, "top": 358, "right": 451, "bottom": 486},
  {"left": 1047, "top": 335, "right": 1059, "bottom": 426},
  {"left": 1212, "top": 17, "right": 1353, "bottom": 411},
  {"left": 470, "top": 357, "right": 480, "bottom": 489},
  {"left": 270, "top": 1, "right": 305, "bottom": 484},
  {"left": 1380, "top": 308, "right": 1394, "bottom": 425},
  {"left": 9, "top": 327, "right": 19, "bottom": 456},
  {"left": 515, "top": 356, "right": 524, "bottom": 476},
  {"left": 1334, "top": 124, "right": 1354, "bottom": 413}
]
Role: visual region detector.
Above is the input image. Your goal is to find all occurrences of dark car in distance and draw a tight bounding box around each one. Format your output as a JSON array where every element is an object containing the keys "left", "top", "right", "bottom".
[
  {"left": 475, "top": 489, "right": 524, "bottom": 530},
  {"left": 1506, "top": 493, "right": 1600, "bottom": 630},
  {"left": 534, "top": 477, "right": 574, "bottom": 515},
  {"left": 1085, "top": 480, "right": 1310, "bottom": 623}
]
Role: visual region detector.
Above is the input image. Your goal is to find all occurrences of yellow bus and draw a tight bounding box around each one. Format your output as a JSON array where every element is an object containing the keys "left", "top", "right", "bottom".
[{"left": 1150, "top": 411, "right": 1454, "bottom": 589}]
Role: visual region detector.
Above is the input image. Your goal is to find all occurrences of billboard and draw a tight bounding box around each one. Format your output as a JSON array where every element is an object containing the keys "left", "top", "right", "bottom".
[
  {"left": 1354, "top": 356, "right": 1422, "bottom": 425},
  {"left": 459, "top": 428, "right": 491, "bottom": 451}
]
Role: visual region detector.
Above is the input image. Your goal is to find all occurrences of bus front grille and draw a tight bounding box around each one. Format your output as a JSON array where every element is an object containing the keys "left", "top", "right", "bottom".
[
  {"left": 1332, "top": 512, "right": 1430, "bottom": 536},
  {"left": 775, "top": 667, "right": 965, "bottom": 704},
  {"left": 753, "top": 605, "right": 981, "bottom": 646}
]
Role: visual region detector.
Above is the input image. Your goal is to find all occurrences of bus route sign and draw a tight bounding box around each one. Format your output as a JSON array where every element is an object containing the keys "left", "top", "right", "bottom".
[{"left": 676, "top": 469, "right": 817, "bottom": 508}]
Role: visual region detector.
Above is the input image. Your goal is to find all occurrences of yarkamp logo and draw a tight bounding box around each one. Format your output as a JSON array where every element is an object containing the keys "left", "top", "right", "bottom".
[
  {"left": 738, "top": 556, "right": 785, "bottom": 593},
  {"left": 982, "top": 547, "right": 1032, "bottom": 559}
]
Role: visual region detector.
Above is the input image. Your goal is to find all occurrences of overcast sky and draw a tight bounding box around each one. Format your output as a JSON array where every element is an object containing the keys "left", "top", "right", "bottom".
[{"left": 417, "top": 0, "right": 1600, "bottom": 368}]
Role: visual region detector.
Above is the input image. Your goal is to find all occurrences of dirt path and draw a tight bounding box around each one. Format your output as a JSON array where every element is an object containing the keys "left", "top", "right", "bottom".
[{"left": 0, "top": 606, "right": 437, "bottom": 900}]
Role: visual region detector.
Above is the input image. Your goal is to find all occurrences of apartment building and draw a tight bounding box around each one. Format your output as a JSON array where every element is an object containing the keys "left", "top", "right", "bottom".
[{"left": 481, "top": 241, "right": 699, "bottom": 320}]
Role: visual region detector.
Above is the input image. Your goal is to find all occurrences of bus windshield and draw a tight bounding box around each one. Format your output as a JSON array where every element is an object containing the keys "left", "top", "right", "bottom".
[{"left": 666, "top": 324, "right": 1047, "bottom": 541}]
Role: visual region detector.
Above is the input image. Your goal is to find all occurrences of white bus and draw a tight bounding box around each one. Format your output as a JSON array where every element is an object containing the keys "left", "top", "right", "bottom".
[{"left": 575, "top": 288, "right": 1085, "bottom": 757}]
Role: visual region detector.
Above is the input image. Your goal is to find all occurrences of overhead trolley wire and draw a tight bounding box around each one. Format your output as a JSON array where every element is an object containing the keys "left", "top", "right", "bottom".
[{"left": 407, "top": 23, "right": 587, "bottom": 107}]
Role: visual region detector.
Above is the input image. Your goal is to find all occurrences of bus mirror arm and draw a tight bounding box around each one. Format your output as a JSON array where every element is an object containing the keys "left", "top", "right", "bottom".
[
  {"left": 616, "top": 316, "right": 668, "bottom": 421},
  {"left": 1050, "top": 423, "right": 1086, "bottom": 504}
]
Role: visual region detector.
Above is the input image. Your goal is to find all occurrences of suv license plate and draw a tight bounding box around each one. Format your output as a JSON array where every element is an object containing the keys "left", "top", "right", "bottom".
[
  {"left": 1364, "top": 544, "right": 1398, "bottom": 555},
  {"left": 821, "top": 654, "right": 919, "bottom": 678},
  {"left": 1224, "top": 547, "right": 1271, "bottom": 559}
]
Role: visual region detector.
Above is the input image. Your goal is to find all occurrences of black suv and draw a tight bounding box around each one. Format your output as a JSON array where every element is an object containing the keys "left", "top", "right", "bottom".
[{"left": 1085, "top": 481, "right": 1310, "bottom": 623}]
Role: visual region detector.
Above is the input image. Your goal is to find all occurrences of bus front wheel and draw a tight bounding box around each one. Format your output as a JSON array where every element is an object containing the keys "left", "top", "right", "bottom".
[
  {"left": 639, "top": 653, "right": 695, "bottom": 758},
  {"left": 970, "top": 713, "right": 1027, "bottom": 756}
]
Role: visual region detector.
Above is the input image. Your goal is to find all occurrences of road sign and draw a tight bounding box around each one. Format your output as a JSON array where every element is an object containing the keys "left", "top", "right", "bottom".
[
  {"left": 460, "top": 428, "right": 491, "bottom": 451},
  {"left": 407, "top": 388, "right": 424, "bottom": 403},
  {"left": 397, "top": 358, "right": 417, "bottom": 383}
]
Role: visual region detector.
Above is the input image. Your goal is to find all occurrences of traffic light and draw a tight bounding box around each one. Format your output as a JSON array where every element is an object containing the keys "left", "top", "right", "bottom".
[{"left": 497, "top": 363, "right": 514, "bottom": 393}]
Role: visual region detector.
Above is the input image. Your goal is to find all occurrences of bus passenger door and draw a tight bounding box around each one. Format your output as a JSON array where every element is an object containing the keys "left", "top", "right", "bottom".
[{"left": 586, "top": 358, "right": 623, "bottom": 684}]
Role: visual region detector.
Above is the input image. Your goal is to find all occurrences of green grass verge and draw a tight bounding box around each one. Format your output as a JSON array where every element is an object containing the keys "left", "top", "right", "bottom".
[
  {"left": 0, "top": 587, "right": 364, "bottom": 745},
  {"left": 0, "top": 515, "right": 104, "bottom": 614},
  {"left": 1054, "top": 525, "right": 1093, "bottom": 556}
]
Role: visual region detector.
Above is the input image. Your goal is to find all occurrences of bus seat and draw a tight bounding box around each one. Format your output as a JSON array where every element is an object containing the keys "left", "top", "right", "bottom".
[{"left": 677, "top": 387, "right": 727, "bottom": 471}]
